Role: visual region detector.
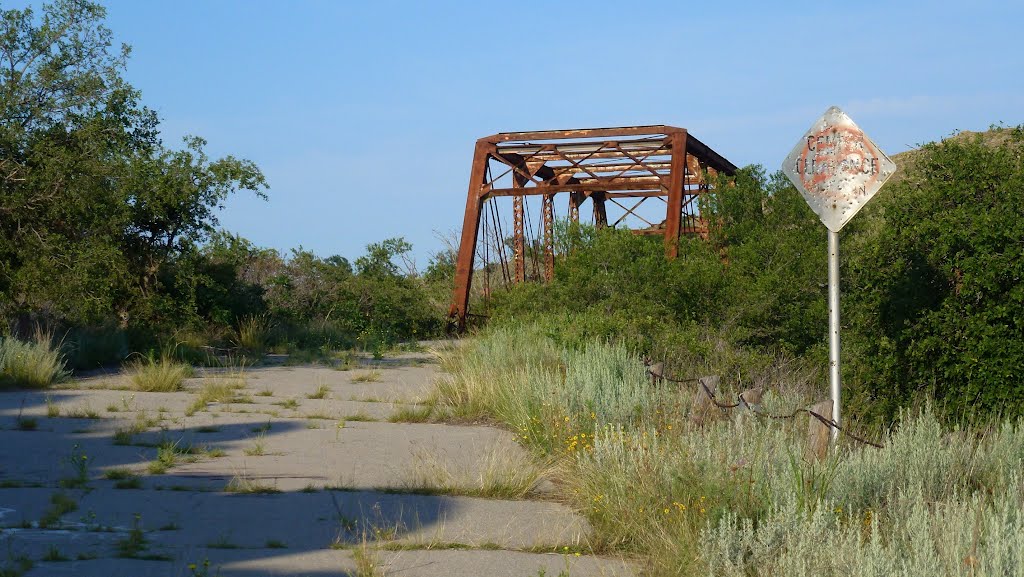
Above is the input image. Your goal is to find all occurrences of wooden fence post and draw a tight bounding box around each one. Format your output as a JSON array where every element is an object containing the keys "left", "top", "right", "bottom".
[
  {"left": 805, "top": 400, "right": 834, "bottom": 461},
  {"left": 689, "top": 375, "right": 722, "bottom": 426}
]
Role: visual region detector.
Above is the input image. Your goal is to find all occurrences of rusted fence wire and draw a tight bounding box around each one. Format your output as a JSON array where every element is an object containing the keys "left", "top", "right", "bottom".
[{"left": 648, "top": 365, "right": 884, "bottom": 450}]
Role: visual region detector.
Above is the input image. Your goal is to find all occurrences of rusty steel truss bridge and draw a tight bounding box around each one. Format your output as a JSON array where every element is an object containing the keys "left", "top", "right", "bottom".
[{"left": 448, "top": 125, "right": 737, "bottom": 331}]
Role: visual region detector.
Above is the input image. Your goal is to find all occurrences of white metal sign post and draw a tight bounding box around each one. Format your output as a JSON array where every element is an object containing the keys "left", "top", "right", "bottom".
[{"left": 782, "top": 106, "right": 896, "bottom": 444}]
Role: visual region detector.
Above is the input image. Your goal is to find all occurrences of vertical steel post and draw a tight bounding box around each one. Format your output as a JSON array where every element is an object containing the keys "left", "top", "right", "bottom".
[
  {"left": 568, "top": 192, "right": 581, "bottom": 223},
  {"left": 512, "top": 176, "right": 525, "bottom": 284},
  {"left": 828, "top": 229, "right": 841, "bottom": 444},
  {"left": 542, "top": 193, "right": 555, "bottom": 282},
  {"left": 664, "top": 131, "right": 688, "bottom": 259},
  {"left": 448, "top": 141, "right": 492, "bottom": 330}
]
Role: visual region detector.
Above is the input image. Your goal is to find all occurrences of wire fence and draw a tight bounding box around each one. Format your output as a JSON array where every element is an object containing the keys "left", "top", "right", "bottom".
[{"left": 648, "top": 366, "right": 884, "bottom": 449}]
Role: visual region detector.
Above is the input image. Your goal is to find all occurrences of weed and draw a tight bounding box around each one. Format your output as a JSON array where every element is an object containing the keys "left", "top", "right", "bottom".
[
  {"left": 106, "top": 403, "right": 119, "bottom": 412},
  {"left": 307, "top": 384, "right": 330, "bottom": 399},
  {"left": 104, "top": 468, "right": 142, "bottom": 489},
  {"left": 352, "top": 541, "right": 383, "bottom": 577},
  {"left": 42, "top": 546, "right": 69, "bottom": 562},
  {"left": 65, "top": 406, "right": 100, "bottom": 419},
  {"left": 45, "top": 396, "right": 59, "bottom": 417},
  {"left": 187, "top": 558, "right": 220, "bottom": 577},
  {"left": 115, "top": 513, "right": 147, "bottom": 558},
  {"left": 351, "top": 370, "right": 382, "bottom": 383},
  {"left": 39, "top": 492, "right": 78, "bottom": 528},
  {"left": 251, "top": 421, "right": 272, "bottom": 434},
  {"left": 15, "top": 416, "right": 37, "bottom": 431},
  {"left": 206, "top": 535, "right": 240, "bottom": 549},
  {"left": 273, "top": 398, "right": 299, "bottom": 410},
  {"left": 112, "top": 428, "right": 133, "bottom": 445},
  {"left": 185, "top": 372, "right": 247, "bottom": 416},
  {"left": 342, "top": 412, "right": 376, "bottom": 422},
  {"left": 265, "top": 539, "right": 287, "bottom": 549},
  {"left": 388, "top": 405, "right": 433, "bottom": 423},
  {"left": 0, "top": 555, "right": 33, "bottom": 577},
  {"left": 225, "top": 475, "right": 280, "bottom": 494},
  {"left": 58, "top": 443, "right": 90, "bottom": 488},
  {"left": 257, "top": 388, "right": 273, "bottom": 396},
  {"left": 244, "top": 434, "right": 266, "bottom": 456},
  {"left": 196, "top": 425, "right": 221, "bottom": 433},
  {"left": 147, "top": 439, "right": 196, "bottom": 474}
]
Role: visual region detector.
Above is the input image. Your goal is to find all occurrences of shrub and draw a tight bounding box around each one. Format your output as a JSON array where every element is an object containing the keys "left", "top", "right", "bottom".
[
  {"left": 64, "top": 325, "right": 129, "bottom": 370},
  {"left": 845, "top": 126, "right": 1024, "bottom": 421}
]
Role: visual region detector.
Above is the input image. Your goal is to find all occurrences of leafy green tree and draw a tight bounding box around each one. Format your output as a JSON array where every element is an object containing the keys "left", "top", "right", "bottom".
[{"left": 0, "top": 1, "right": 266, "bottom": 332}]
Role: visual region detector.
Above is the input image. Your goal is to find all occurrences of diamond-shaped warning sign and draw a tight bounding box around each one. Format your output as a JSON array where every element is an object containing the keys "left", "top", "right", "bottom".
[{"left": 782, "top": 106, "right": 897, "bottom": 232}]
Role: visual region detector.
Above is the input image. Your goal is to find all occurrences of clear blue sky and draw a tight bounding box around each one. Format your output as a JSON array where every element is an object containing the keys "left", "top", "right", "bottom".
[{"left": 15, "top": 0, "right": 1024, "bottom": 266}]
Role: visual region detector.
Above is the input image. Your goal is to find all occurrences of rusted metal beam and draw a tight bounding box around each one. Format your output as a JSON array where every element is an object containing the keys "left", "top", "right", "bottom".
[
  {"left": 483, "top": 125, "right": 684, "bottom": 143},
  {"left": 592, "top": 191, "right": 608, "bottom": 229},
  {"left": 486, "top": 180, "right": 665, "bottom": 197},
  {"left": 448, "top": 141, "right": 493, "bottom": 331},
  {"left": 663, "top": 130, "right": 688, "bottom": 259}
]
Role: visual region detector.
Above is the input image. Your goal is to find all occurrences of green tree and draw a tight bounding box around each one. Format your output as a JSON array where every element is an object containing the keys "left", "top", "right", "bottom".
[{"left": 0, "top": 1, "right": 267, "bottom": 332}]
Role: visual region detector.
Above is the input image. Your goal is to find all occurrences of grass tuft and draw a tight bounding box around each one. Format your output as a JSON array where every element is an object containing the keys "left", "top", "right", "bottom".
[
  {"left": 351, "top": 370, "right": 382, "bottom": 383},
  {"left": 0, "top": 335, "right": 69, "bottom": 389},
  {"left": 127, "top": 352, "right": 193, "bottom": 392}
]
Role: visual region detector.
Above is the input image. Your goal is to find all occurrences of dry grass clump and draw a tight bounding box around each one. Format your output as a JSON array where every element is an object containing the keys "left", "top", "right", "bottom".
[
  {"left": 127, "top": 352, "right": 193, "bottom": 392},
  {"left": 0, "top": 333, "right": 69, "bottom": 388},
  {"left": 351, "top": 370, "right": 382, "bottom": 383},
  {"left": 186, "top": 371, "right": 247, "bottom": 415},
  {"left": 399, "top": 443, "right": 553, "bottom": 499}
]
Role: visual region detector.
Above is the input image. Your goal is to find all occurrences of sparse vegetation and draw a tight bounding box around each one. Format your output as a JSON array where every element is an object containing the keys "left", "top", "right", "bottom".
[
  {"left": 244, "top": 434, "right": 266, "bottom": 456},
  {"left": 39, "top": 492, "right": 78, "bottom": 528},
  {"left": 439, "top": 323, "right": 1024, "bottom": 576},
  {"left": 186, "top": 373, "right": 247, "bottom": 415},
  {"left": 274, "top": 398, "right": 299, "bottom": 410},
  {"left": 104, "top": 468, "right": 142, "bottom": 489},
  {"left": 225, "top": 475, "right": 280, "bottom": 494},
  {"left": 351, "top": 370, "right": 382, "bottom": 383},
  {"left": 399, "top": 443, "right": 550, "bottom": 499},
  {"left": 388, "top": 405, "right": 433, "bottom": 423},
  {"left": 307, "top": 384, "right": 330, "bottom": 399}
]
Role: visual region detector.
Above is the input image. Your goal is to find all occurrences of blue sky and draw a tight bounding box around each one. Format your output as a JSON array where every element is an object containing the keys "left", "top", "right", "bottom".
[{"left": 14, "top": 0, "right": 1024, "bottom": 266}]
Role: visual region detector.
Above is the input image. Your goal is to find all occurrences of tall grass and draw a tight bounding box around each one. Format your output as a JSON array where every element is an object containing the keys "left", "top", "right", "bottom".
[
  {"left": 0, "top": 335, "right": 69, "bottom": 388},
  {"left": 236, "top": 315, "right": 271, "bottom": 357},
  {"left": 127, "top": 351, "right": 193, "bottom": 392},
  {"left": 437, "top": 322, "right": 1024, "bottom": 576}
]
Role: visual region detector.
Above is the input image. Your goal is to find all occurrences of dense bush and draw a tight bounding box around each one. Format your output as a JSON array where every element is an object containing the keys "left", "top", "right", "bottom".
[{"left": 845, "top": 127, "right": 1024, "bottom": 421}]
